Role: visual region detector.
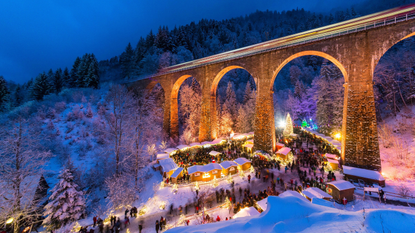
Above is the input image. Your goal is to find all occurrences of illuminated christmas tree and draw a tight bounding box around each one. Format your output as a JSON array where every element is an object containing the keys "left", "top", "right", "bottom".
[{"left": 283, "top": 113, "right": 293, "bottom": 137}]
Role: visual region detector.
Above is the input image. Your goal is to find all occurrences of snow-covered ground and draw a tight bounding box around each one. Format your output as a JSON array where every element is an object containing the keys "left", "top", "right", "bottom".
[{"left": 166, "top": 195, "right": 415, "bottom": 233}]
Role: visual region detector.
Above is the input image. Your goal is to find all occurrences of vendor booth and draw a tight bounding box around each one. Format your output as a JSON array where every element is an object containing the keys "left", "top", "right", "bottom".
[
  {"left": 342, "top": 166, "right": 385, "bottom": 187},
  {"left": 233, "top": 207, "right": 259, "bottom": 219},
  {"left": 276, "top": 143, "right": 285, "bottom": 150},
  {"left": 327, "top": 180, "right": 355, "bottom": 202},
  {"left": 234, "top": 157, "right": 252, "bottom": 171},
  {"left": 159, "top": 158, "right": 179, "bottom": 177},
  {"left": 276, "top": 147, "right": 292, "bottom": 160},
  {"left": 177, "top": 144, "right": 189, "bottom": 150},
  {"left": 188, "top": 163, "right": 222, "bottom": 182},
  {"left": 164, "top": 148, "right": 177, "bottom": 155},
  {"left": 170, "top": 167, "right": 184, "bottom": 184},
  {"left": 209, "top": 151, "right": 221, "bottom": 157},
  {"left": 156, "top": 153, "right": 169, "bottom": 162},
  {"left": 220, "top": 161, "right": 238, "bottom": 176},
  {"left": 327, "top": 159, "right": 339, "bottom": 170},
  {"left": 243, "top": 143, "right": 254, "bottom": 153},
  {"left": 302, "top": 187, "right": 332, "bottom": 201}
]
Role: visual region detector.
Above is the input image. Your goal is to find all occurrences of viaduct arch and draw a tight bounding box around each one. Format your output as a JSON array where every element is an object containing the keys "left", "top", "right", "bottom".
[{"left": 130, "top": 5, "right": 415, "bottom": 171}]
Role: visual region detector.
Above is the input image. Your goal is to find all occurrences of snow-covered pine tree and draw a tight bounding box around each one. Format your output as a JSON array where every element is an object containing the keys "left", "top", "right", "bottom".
[
  {"left": 0, "top": 75, "right": 9, "bottom": 112},
  {"left": 53, "top": 68, "right": 63, "bottom": 94},
  {"left": 315, "top": 62, "right": 333, "bottom": 134},
  {"left": 236, "top": 106, "right": 248, "bottom": 133},
  {"left": 69, "top": 57, "right": 81, "bottom": 88},
  {"left": 222, "top": 82, "right": 238, "bottom": 131},
  {"left": 120, "top": 43, "right": 135, "bottom": 79},
  {"left": 245, "top": 87, "right": 256, "bottom": 132},
  {"left": 33, "top": 175, "right": 50, "bottom": 208},
  {"left": 62, "top": 67, "right": 70, "bottom": 88},
  {"left": 32, "top": 72, "right": 52, "bottom": 100},
  {"left": 283, "top": 113, "right": 293, "bottom": 137},
  {"left": 43, "top": 169, "right": 85, "bottom": 230}
]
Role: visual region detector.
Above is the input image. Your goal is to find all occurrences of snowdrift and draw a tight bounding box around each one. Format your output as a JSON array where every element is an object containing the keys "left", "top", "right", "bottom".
[{"left": 166, "top": 195, "right": 415, "bottom": 233}]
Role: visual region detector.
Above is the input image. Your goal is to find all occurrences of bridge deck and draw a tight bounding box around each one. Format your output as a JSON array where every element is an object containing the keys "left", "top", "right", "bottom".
[{"left": 152, "top": 4, "right": 415, "bottom": 77}]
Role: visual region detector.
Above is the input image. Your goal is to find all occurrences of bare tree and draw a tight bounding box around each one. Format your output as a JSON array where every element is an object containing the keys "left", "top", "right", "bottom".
[{"left": 0, "top": 117, "right": 51, "bottom": 233}]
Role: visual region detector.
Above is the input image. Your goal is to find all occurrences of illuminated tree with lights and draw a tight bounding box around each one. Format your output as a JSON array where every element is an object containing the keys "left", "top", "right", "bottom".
[{"left": 283, "top": 113, "right": 293, "bottom": 137}]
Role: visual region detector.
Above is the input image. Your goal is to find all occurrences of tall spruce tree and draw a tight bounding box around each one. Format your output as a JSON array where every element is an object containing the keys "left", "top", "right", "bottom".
[
  {"left": 120, "top": 43, "right": 135, "bottom": 79},
  {"left": 63, "top": 67, "right": 70, "bottom": 88},
  {"left": 0, "top": 75, "right": 9, "bottom": 112},
  {"left": 53, "top": 68, "right": 63, "bottom": 94},
  {"left": 43, "top": 169, "right": 85, "bottom": 230},
  {"left": 33, "top": 175, "right": 49, "bottom": 207},
  {"left": 32, "top": 73, "right": 52, "bottom": 100},
  {"left": 69, "top": 57, "right": 81, "bottom": 88}
]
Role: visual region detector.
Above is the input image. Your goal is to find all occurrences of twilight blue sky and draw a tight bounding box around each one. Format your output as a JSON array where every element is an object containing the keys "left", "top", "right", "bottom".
[{"left": 0, "top": 0, "right": 363, "bottom": 83}]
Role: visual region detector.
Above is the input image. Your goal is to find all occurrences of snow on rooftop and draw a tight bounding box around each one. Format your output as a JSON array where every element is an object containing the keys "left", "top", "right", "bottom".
[
  {"left": 256, "top": 198, "right": 268, "bottom": 211},
  {"left": 159, "top": 158, "right": 178, "bottom": 173},
  {"left": 325, "top": 153, "right": 338, "bottom": 159},
  {"left": 177, "top": 144, "right": 189, "bottom": 150},
  {"left": 211, "top": 138, "right": 225, "bottom": 144},
  {"left": 276, "top": 147, "right": 291, "bottom": 155},
  {"left": 243, "top": 144, "right": 254, "bottom": 149},
  {"left": 343, "top": 165, "right": 385, "bottom": 181},
  {"left": 234, "top": 157, "right": 251, "bottom": 166},
  {"left": 157, "top": 153, "right": 169, "bottom": 160},
  {"left": 189, "top": 142, "right": 201, "bottom": 147},
  {"left": 247, "top": 139, "right": 253, "bottom": 143},
  {"left": 201, "top": 141, "right": 212, "bottom": 145},
  {"left": 170, "top": 167, "right": 184, "bottom": 178},
  {"left": 187, "top": 165, "right": 204, "bottom": 174},
  {"left": 327, "top": 159, "right": 339, "bottom": 164},
  {"left": 233, "top": 206, "right": 260, "bottom": 219},
  {"left": 302, "top": 188, "right": 332, "bottom": 199},
  {"left": 164, "top": 148, "right": 177, "bottom": 154},
  {"left": 209, "top": 151, "right": 221, "bottom": 156},
  {"left": 188, "top": 163, "right": 222, "bottom": 174},
  {"left": 279, "top": 190, "right": 307, "bottom": 200},
  {"left": 276, "top": 143, "right": 285, "bottom": 147},
  {"left": 328, "top": 180, "right": 355, "bottom": 191},
  {"left": 220, "top": 161, "right": 237, "bottom": 169}
]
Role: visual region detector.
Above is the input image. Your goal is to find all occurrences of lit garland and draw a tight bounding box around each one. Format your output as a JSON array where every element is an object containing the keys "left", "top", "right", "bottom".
[
  {"left": 159, "top": 201, "right": 166, "bottom": 210},
  {"left": 160, "top": 180, "right": 165, "bottom": 189},
  {"left": 212, "top": 176, "right": 219, "bottom": 188},
  {"left": 172, "top": 183, "right": 178, "bottom": 193},
  {"left": 71, "top": 222, "right": 81, "bottom": 232},
  {"left": 139, "top": 205, "right": 147, "bottom": 216},
  {"left": 194, "top": 181, "right": 199, "bottom": 191},
  {"left": 227, "top": 174, "right": 233, "bottom": 184}
]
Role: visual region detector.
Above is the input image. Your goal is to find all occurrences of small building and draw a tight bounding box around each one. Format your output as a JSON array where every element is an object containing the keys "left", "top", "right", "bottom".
[
  {"left": 170, "top": 167, "right": 184, "bottom": 184},
  {"left": 209, "top": 151, "right": 221, "bottom": 157},
  {"left": 243, "top": 143, "right": 254, "bottom": 153},
  {"left": 256, "top": 198, "right": 268, "bottom": 211},
  {"left": 177, "top": 144, "right": 189, "bottom": 151},
  {"left": 342, "top": 166, "right": 385, "bottom": 187},
  {"left": 324, "top": 153, "right": 338, "bottom": 160},
  {"left": 276, "top": 147, "right": 292, "bottom": 160},
  {"left": 220, "top": 161, "right": 238, "bottom": 176},
  {"left": 302, "top": 187, "right": 332, "bottom": 201},
  {"left": 190, "top": 142, "right": 202, "bottom": 147},
  {"left": 187, "top": 163, "right": 222, "bottom": 182},
  {"left": 234, "top": 157, "right": 251, "bottom": 171},
  {"left": 276, "top": 143, "right": 285, "bottom": 150},
  {"left": 156, "top": 153, "right": 169, "bottom": 162},
  {"left": 233, "top": 206, "right": 260, "bottom": 219},
  {"left": 327, "top": 180, "right": 355, "bottom": 202},
  {"left": 201, "top": 141, "right": 212, "bottom": 148},
  {"left": 159, "top": 158, "right": 179, "bottom": 178},
  {"left": 327, "top": 159, "right": 339, "bottom": 170}
]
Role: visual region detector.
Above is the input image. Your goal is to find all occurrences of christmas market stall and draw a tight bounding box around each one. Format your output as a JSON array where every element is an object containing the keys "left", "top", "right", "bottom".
[
  {"left": 234, "top": 157, "right": 252, "bottom": 171},
  {"left": 276, "top": 147, "right": 293, "bottom": 160},
  {"left": 170, "top": 167, "right": 184, "bottom": 184},
  {"left": 164, "top": 148, "right": 177, "bottom": 155},
  {"left": 209, "top": 151, "right": 222, "bottom": 157},
  {"left": 177, "top": 144, "right": 190, "bottom": 151},
  {"left": 220, "top": 161, "right": 238, "bottom": 176},
  {"left": 327, "top": 159, "right": 339, "bottom": 170},
  {"left": 243, "top": 143, "right": 254, "bottom": 153},
  {"left": 276, "top": 143, "right": 285, "bottom": 150},
  {"left": 156, "top": 153, "right": 169, "bottom": 162},
  {"left": 188, "top": 163, "right": 222, "bottom": 182},
  {"left": 327, "top": 180, "right": 355, "bottom": 202},
  {"left": 159, "top": 158, "right": 179, "bottom": 178},
  {"left": 254, "top": 150, "right": 272, "bottom": 160},
  {"left": 190, "top": 142, "right": 202, "bottom": 148},
  {"left": 342, "top": 166, "right": 385, "bottom": 187},
  {"left": 302, "top": 187, "right": 332, "bottom": 201},
  {"left": 233, "top": 207, "right": 260, "bottom": 219}
]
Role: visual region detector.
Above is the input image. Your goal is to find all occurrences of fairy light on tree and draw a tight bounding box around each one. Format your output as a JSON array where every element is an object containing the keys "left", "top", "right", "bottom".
[{"left": 283, "top": 113, "right": 293, "bottom": 137}]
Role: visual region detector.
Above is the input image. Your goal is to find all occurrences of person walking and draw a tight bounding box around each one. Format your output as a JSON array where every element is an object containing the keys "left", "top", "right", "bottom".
[
  {"left": 93, "top": 216, "right": 97, "bottom": 227},
  {"left": 138, "top": 221, "right": 143, "bottom": 233},
  {"left": 155, "top": 220, "right": 160, "bottom": 233}
]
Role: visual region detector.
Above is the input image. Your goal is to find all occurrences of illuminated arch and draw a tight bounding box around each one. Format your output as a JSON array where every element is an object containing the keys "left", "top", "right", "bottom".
[{"left": 270, "top": 51, "right": 349, "bottom": 91}]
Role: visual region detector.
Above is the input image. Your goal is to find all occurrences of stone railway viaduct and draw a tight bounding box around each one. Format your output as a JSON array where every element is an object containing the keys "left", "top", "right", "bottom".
[{"left": 129, "top": 5, "right": 415, "bottom": 171}]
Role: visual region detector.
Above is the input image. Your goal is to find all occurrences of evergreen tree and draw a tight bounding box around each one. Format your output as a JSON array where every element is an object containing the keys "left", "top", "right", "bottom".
[
  {"left": 13, "top": 84, "right": 24, "bottom": 107},
  {"left": 120, "top": 43, "right": 135, "bottom": 79},
  {"left": 63, "top": 67, "right": 70, "bottom": 88},
  {"left": 236, "top": 106, "right": 249, "bottom": 133},
  {"left": 47, "top": 69, "right": 54, "bottom": 85},
  {"left": 53, "top": 68, "right": 63, "bottom": 94},
  {"left": 77, "top": 54, "right": 90, "bottom": 87},
  {"left": 32, "top": 73, "right": 52, "bottom": 100},
  {"left": 222, "top": 82, "right": 238, "bottom": 129},
  {"left": 69, "top": 57, "right": 81, "bottom": 88},
  {"left": 43, "top": 169, "right": 85, "bottom": 230},
  {"left": 0, "top": 75, "right": 9, "bottom": 112},
  {"left": 33, "top": 175, "right": 50, "bottom": 207},
  {"left": 283, "top": 113, "right": 294, "bottom": 137}
]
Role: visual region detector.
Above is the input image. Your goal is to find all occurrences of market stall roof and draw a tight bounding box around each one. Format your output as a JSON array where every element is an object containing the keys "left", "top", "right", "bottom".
[
  {"left": 302, "top": 187, "right": 332, "bottom": 199},
  {"left": 177, "top": 145, "right": 189, "bottom": 150},
  {"left": 276, "top": 143, "right": 285, "bottom": 147},
  {"left": 247, "top": 139, "right": 254, "bottom": 144},
  {"left": 234, "top": 157, "right": 251, "bottom": 166},
  {"left": 157, "top": 153, "right": 169, "bottom": 160},
  {"left": 276, "top": 147, "right": 291, "bottom": 156},
  {"left": 203, "top": 163, "right": 222, "bottom": 172},
  {"left": 243, "top": 144, "right": 254, "bottom": 149},
  {"left": 201, "top": 141, "right": 212, "bottom": 145},
  {"left": 220, "top": 161, "right": 238, "bottom": 169},
  {"left": 190, "top": 142, "right": 202, "bottom": 147},
  {"left": 325, "top": 153, "right": 338, "bottom": 160},
  {"left": 159, "top": 158, "right": 178, "bottom": 173},
  {"left": 256, "top": 197, "right": 268, "bottom": 211},
  {"left": 328, "top": 180, "right": 355, "bottom": 191},
  {"left": 233, "top": 206, "right": 260, "bottom": 219},
  {"left": 164, "top": 148, "right": 177, "bottom": 154},
  {"left": 187, "top": 165, "right": 205, "bottom": 175},
  {"left": 327, "top": 159, "right": 339, "bottom": 164},
  {"left": 211, "top": 138, "right": 225, "bottom": 144},
  {"left": 170, "top": 167, "right": 184, "bottom": 179},
  {"left": 279, "top": 191, "right": 307, "bottom": 200},
  {"left": 209, "top": 151, "right": 221, "bottom": 156},
  {"left": 343, "top": 166, "right": 385, "bottom": 181},
  {"left": 232, "top": 134, "right": 247, "bottom": 140}
]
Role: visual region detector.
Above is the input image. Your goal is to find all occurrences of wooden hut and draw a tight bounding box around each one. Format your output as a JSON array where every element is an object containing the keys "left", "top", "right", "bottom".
[
  {"left": 190, "top": 142, "right": 202, "bottom": 148},
  {"left": 156, "top": 153, "right": 169, "bottom": 162},
  {"left": 170, "top": 167, "right": 184, "bottom": 184},
  {"left": 327, "top": 159, "right": 339, "bottom": 170},
  {"left": 342, "top": 166, "right": 385, "bottom": 187},
  {"left": 188, "top": 163, "right": 222, "bottom": 182},
  {"left": 243, "top": 143, "right": 254, "bottom": 153},
  {"left": 158, "top": 158, "right": 178, "bottom": 178},
  {"left": 220, "top": 161, "right": 238, "bottom": 176},
  {"left": 327, "top": 180, "right": 355, "bottom": 202},
  {"left": 276, "top": 143, "right": 285, "bottom": 150},
  {"left": 276, "top": 147, "right": 292, "bottom": 160},
  {"left": 177, "top": 144, "right": 189, "bottom": 151},
  {"left": 234, "top": 158, "right": 251, "bottom": 171},
  {"left": 209, "top": 151, "right": 221, "bottom": 157},
  {"left": 164, "top": 148, "right": 177, "bottom": 155},
  {"left": 302, "top": 187, "right": 332, "bottom": 201}
]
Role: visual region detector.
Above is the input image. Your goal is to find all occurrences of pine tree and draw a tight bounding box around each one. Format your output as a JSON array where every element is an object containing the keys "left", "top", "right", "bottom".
[
  {"left": 236, "top": 106, "right": 249, "bottom": 133},
  {"left": 120, "top": 43, "right": 135, "bottom": 79},
  {"left": 63, "top": 67, "right": 70, "bottom": 88},
  {"left": 53, "top": 68, "right": 63, "bottom": 94},
  {"left": 223, "top": 82, "right": 238, "bottom": 129},
  {"left": 43, "top": 169, "right": 85, "bottom": 230},
  {"left": 0, "top": 75, "right": 9, "bottom": 112},
  {"left": 32, "top": 72, "right": 52, "bottom": 100},
  {"left": 77, "top": 54, "right": 90, "bottom": 87},
  {"left": 33, "top": 175, "right": 50, "bottom": 207},
  {"left": 69, "top": 57, "right": 81, "bottom": 88},
  {"left": 283, "top": 113, "right": 293, "bottom": 137}
]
